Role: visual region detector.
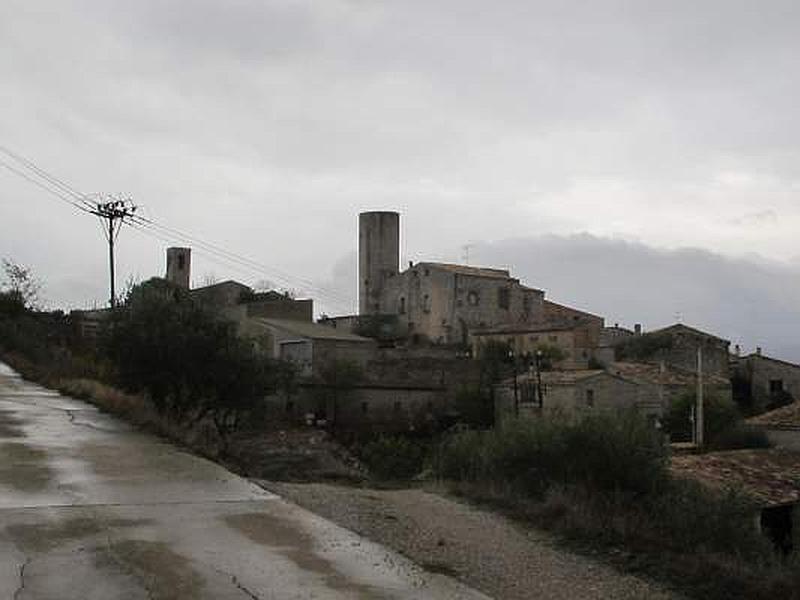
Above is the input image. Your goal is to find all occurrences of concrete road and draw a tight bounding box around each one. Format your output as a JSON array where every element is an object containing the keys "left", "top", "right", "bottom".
[{"left": 0, "top": 363, "right": 489, "bottom": 600}]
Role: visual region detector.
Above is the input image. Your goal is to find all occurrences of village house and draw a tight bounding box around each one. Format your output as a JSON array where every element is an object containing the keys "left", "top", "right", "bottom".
[
  {"left": 747, "top": 402, "right": 800, "bottom": 452},
  {"left": 731, "top": 350, "right": 800, "bottom": 412},
  {"left": 494, "top": 360, "right": 731, "bottom": 424},
  {"left": 616, "top": 323, "right": 731, "bottom": 378},
  {"left": 348, "top": 211, "right": 607, "bottom": 346},
  {"left": 671, "top": 449, "right": 800, "bottom": 555}
]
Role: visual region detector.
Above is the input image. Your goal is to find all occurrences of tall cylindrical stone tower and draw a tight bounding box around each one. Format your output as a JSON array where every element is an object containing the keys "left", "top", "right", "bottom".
[
  {"left": 359, "top": 211, "right": 399, "bottom": 315},
  {"left": 166, "top": 247, "right": 191, "bottom": 289}
]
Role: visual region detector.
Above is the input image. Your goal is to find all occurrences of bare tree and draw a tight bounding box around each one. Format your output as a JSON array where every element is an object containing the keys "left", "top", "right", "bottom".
[{"left": 1, "top": 259, "right": 42, "bottom": 310}]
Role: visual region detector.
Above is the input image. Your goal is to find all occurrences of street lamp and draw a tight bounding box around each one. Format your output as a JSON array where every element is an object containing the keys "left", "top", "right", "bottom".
[{"left": 534, "top": 349, "right": 544, "bottom": 408}]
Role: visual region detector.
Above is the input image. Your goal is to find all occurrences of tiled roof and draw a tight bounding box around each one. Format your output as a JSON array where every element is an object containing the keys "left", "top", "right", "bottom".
[
  {"left": 251, "top": 318, "right": 373, "bottom": 342},
  {"left": 671, "top": 449, "right": 800, "bottom": 507},
  {"left": 418, "top": 262, "right": 512, "bottom": 279},
  {"left": 608, "top": 361, "right": 730, "bottom": 387},
  {"left": 747, "top": 402, "right": 800, "bottom": 429},
  {"left": 650, "top": 323, "right": 730, "bottom": 344}
]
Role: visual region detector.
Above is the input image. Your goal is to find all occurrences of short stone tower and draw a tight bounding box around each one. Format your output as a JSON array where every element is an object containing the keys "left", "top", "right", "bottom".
[
  {"left": 166, "top": 247, "right": 191, "bottom": 289},
  {"left": 359, "top": 211, "right": 399, "bottom": 315}
]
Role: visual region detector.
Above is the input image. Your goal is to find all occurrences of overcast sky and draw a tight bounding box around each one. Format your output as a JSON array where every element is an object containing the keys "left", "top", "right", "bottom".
[{"left": 1, "top": 1, "right": 799, "bottom": 358}]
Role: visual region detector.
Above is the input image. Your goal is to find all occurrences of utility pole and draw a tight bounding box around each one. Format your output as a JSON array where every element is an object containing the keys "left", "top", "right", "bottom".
[
  {"left": 696, "top": 345, "right": 704, "bottom": 447},
  {"left": 89, "top": 196, "right": 137, "bottom": 308}
]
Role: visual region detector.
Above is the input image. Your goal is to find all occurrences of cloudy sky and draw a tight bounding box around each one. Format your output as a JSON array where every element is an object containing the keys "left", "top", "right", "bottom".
[{"left": 1, "top": 1, "right": 799, "bottom": 358}]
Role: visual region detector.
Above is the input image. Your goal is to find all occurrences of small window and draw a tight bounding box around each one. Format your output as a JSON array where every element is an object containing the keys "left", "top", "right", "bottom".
[
  {"left": 361, "top": 402, "right": 369, "bottom": 414},
  {"left": 423, "top": 294, "right": 431, "bottom": 313},
  {"left": 770, "top": 380, "right": 784, "bottom": 393},
  {"left": 498, "top": 288, "right": 510, "bottom": 310},
  {"left": 549, "top": 335, "right": 558, "bottom": 342},
  {"left": 285, "top": 401, "right": 294, "bottom": 413},
  {"left": 399, "top": 297, "right": 406, "bottom": 314},
  {"left": 467, "top": 291, "right": 480, "bottom": 306},
  {"left": 424, "top": 268, "right": 430, "bottom": 276},
  {"left": 586, "top": 389, "right": 595, "bottom": 408},
  {"left": 529, "top": 335, "right": 539, "bottom": 343},
  {"left": 393, "top": 401, "right": 402, "bottom": 412}
]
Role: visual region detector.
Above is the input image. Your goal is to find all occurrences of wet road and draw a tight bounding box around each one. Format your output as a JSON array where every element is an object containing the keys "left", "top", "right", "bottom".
[{"left": 0, "top": 363, "right": 489, "bottom": 600}]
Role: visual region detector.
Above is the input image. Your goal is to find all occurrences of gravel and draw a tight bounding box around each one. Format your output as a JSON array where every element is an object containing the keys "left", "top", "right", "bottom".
[{"left": 259, "top": 481, "right": 683, "bottom": 600}]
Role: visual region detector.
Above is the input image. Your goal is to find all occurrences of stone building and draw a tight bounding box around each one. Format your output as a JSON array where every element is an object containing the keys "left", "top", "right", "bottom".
[
  {"left": 238, "top": 317, "right": 376, "bottom": 378},
  {"left": 616, "top": 323, "right": 731, "bottom": 378},
  {"left": 731, "top": 351, "right": 800, "bottom": 412},
  {"left": 165, "top": 247, "right": 191, "bottom": 289},
  {"left": 356, "top": 211, "right": 601, "bottom": 345},
  {"left": 495, "top": 360, "right": 731, "bottom": 424},
  {"left": 747, "top": 402, "right": 800, "bottom": 452},
  {"left": 470, "top": 319, "right": 603, "bottom": 370}
]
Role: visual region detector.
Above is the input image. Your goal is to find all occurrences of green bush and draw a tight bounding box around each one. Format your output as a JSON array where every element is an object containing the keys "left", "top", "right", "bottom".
[
  {"left": 436, "top": 411, "right": 667, "bottom": 496},
  {"left": 360, "top": 436, "right": 426, "bottom": 480},
  {"left": 711, "top": 424, "right": 772, "bottom": 451},
  {"left": 666, "top": 391, "right": 740, "bottom": 444}
]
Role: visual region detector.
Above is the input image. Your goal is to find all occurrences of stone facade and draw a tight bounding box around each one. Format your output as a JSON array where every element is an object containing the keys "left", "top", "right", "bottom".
[
  {"left": 165, "top": 247, "right": 191, "bottom": 289},
  {"left": 471, "top": 320, "right": 603, "bottom": 370},
  {"left": 732, "top": 353, "right": 800, "bottom": 410},
  {"left": 381, "top": 262, "right": 546, "bottom": 345},
  {"left": 356, "top": 211, "right": 602, "bottom": 346},
  {"left": 637, "top": 324, "right": 731, "bottom": 378},
  {"left": 494, "top": 370, "right": 656, "bottom": 424},
  {"left": 239, "top": 317, "right": 376, "bottom": 378}
]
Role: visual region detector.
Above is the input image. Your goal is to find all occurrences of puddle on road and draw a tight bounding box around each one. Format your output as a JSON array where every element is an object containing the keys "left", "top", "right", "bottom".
[
  {"left": 0, "top": 408, "right": 26, "bottom": 438},
  {"left": 73, "top": 441, "right": 219, "bottom": 482},
  {"left": 6, "top": 516, "right": 150, "bottom": 553},
  {"left": 225, "top": 512, "right": 390, "bottom": 599},
  {"left": 0, "top": 442, "right": 53, "bottom": 492},
  {"left": 100, "top": 539, "right": 205, "bottom": 600}
]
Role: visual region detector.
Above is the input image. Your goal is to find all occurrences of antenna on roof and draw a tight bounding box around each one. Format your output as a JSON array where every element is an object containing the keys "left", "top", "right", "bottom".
[{"left": 462, "top": 243, "right": 475, "bottom": 265}]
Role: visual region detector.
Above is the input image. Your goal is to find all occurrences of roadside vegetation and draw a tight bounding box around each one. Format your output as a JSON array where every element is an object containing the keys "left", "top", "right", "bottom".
[{"left": 433, "top": 413, "right": 798, "bottom": 600}]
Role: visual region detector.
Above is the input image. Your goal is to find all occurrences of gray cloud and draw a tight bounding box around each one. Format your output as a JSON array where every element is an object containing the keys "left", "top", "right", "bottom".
[
  {"left": 473, "top": 234, "right": 800, "bottom": 362},
  {"left": 1, "top": 0, "right": 799, "bottom": 354}
]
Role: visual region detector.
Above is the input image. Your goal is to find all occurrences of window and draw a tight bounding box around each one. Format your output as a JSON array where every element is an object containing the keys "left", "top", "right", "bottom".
[
  {"left": 770, "top": 379, "right": 785, "bottom": 393},
  {"left": 586, "top": 389, "right": 595, "bottom": 408},
  {"left": 423, "top": 294, "right": 431, "bottom": 313},
  {"left": 498, "top": 287, "right": 510, "bottom": 310},
  {"left": 424, "top": 268, "right": 430, "bottom": 276},
  {"left": 285, "top": 401, "right": 294, "bottom": 413},
  {"left": 361, "top": 402, "right": 369, "bottom": 414},
  {"left": 529, "top": 335, "right": 539, "bottom": 343},
  {"left": 549, "top": 335, "right": 558, "bottom": 343},
  {"left": 467, "top": 290, "right": 479, "bottom": 306},
  {"left": 399, "top": 297, "right": 406, "bottom": 314},
  {"left": 393, "top": 401, "right": 402, "bottom": 412}
]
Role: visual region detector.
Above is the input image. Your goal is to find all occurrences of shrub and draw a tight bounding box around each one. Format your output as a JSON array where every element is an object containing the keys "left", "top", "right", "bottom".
[
  {"left": 436, "top": 411, "right": 667, "bottom": 496},
  {"left": 360, "top": 436, "right": 426, "bottom": 480},
  {"left": 711, "top": 424, "right": 772, "bottom": 451},
  {"left": 666, "top": 391, "right": 740, "bottom": 444}
]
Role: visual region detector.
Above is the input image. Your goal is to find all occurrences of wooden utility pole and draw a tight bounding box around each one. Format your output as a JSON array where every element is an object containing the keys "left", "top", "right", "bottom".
[
  {"left": 90, "top": 197, "right": 137, "bottom": 308},
  {"left": 696, "top": 345, "right": 704, "bottom": 447}
]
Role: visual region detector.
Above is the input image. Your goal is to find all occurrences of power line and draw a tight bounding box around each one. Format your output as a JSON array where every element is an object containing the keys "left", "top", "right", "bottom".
[
  {"left": 0, "top": 144, "right": 355, "bottom": 312},
  {"left": 0, "top": 157, "right": 93, "bottom": 214}
]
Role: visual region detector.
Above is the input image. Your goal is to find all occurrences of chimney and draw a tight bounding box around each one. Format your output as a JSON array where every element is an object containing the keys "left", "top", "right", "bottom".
[
  {"left": 756, "top": 346, "right": 762, "bottom": 356},
  {"left": 634, "top": 323, "right": 642, "bottom": 335}
]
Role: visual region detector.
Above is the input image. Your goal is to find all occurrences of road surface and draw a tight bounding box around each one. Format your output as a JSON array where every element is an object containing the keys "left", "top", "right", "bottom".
[{"left": 0, "top": 363, "right": 488, "bottom": 600}]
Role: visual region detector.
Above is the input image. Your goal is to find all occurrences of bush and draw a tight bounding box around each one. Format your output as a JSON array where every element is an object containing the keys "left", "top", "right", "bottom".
[
  {"left": 360, "top": 436, "right": 426, "bottom": 480},
  {"left": 436, "top": 411, "right": 667, "bottom": 496},
  {"left": 666, "top": 391, "right": 740, "bottom": 444},
  {"left": 711, "top": 424, "right": 772, "bottom": 450}
]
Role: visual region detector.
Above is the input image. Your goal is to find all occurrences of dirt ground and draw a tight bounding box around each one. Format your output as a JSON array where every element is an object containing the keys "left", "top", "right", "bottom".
[{"left": 261, "top": 481, "right": 683, "bottom": 600}]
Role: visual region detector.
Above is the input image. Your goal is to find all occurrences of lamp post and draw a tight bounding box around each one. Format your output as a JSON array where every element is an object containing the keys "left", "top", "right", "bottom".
[
  {"left": 535, "top": 349, "right": 544, "bottom": 408},
  {"left": 508, "top": 349, "right": 519, "bottom": 417}
]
